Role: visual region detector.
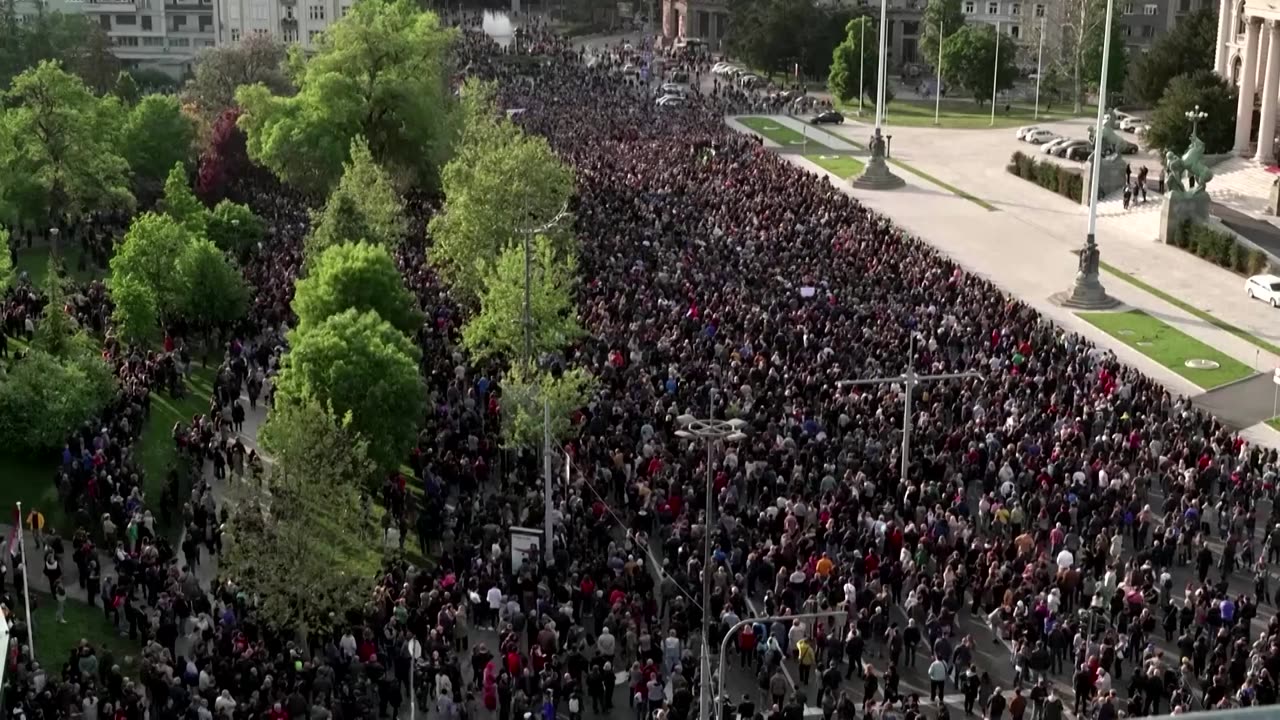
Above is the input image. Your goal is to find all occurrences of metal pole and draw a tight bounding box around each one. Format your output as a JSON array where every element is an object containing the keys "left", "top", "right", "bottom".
[
  {"left": 1085, "top": 0, "right": 1116, "bottom": 243},
  {"left": 716, "top": 612, "right": 848, "bottom": 720},
  {"left": 1034, "top": 15, "right": 1044, "bottom": 119},
  {"left": 409, "top": 655, "right": 416, "bottom": 720},
  {"left": 543, "top": 398, "right": 553, "bottom": 565},
  {"left": 934, "top": 17, "right": 943, "bottom": 125},
  {"left": 900, "top": 335, "right": 915, "bottom": 486},
  {"left": 699, "top": 440, "right": 715, "bottom": 720},
  {"left": 990, "top": 25, "right": 1000, "bottom": 127},
  {"left": 859, "top": 19, "right": 865, "bottom": 115},
  {"left": 522, "top": 231, "right": 533, "bottom": 365},
  {"left": 15, "top": 502, "right": 34, "bottom": 656},
  {"left": 875, "top": 0, "right": 889, "bottom": 131}
]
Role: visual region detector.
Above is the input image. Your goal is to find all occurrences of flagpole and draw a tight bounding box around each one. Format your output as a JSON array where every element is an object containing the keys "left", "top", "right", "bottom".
[
  {"left": 990, "top": 24, "right": 1000, "bottom": 127},
  {"left": 15, "top": 502, "right": 34, "bottom": 656}
]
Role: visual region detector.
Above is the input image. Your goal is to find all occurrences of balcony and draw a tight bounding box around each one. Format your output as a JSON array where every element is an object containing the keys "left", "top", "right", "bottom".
[
  {"left": 164, "top": 0, "right": 212, "bottom": 11},
  {"left": 84, "top": 0, "right": 138, "bottom": 12},
  {"left": 281, "top": 13, "right": 298, "bottom": 23}
]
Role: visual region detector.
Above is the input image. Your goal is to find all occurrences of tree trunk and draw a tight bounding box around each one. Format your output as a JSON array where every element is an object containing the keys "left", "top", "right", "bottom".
[{"left": 1073, "top": 52, "right": 1082, "bottom": 114}]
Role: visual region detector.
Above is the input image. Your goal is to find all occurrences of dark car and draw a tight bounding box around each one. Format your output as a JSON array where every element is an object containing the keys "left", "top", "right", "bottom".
[
  {"left": 811, "top": 111, "right": 844, "bottom": 124},
  {"left": 1065, "top": 144, "right": 1093, "bottom": 161}
]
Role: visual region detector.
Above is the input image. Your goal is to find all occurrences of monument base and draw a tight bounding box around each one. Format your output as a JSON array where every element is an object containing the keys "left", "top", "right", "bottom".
[
  {"left": 1082, "top": 155, "right": 1127, "bottom": 206},
  {"left": 851, "top": 152, "right": 905, "bottom": 190},
  {"left": 1051, "top": 240, "right": 1122, "bottom": 309},
  {"left": 1158, "top": 190, "right": 1210, "bottom": 244}
]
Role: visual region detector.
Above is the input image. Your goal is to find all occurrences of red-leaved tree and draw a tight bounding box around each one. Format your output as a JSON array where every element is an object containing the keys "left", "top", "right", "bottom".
[{"left": 196, "top": 107, "right": 249, "bottom": 203}]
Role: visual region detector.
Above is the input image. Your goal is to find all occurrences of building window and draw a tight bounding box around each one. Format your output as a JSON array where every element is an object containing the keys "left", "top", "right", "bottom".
[
  {"left": 253, "top": 3, "right": 268, "bottom": 20},
  {"left": 142, "top": 35, "right": 164, "bottom": 45},
  {"left": 987, "top": 1, "right": 998, "bottom": 12},
  {"left": 115, "top": 13, "right": 136, "bottom": 24},
  {"left": 113, "top": 35, "right": 140, "bottom": 46},
  {"left": 307, "top": 29, "right": 322, "bottom": 42},
  {"left": 141, "top": 14, "right": 151, "bottom": 29},
  {"left": 309, "top": 4, "right": 325, "bottom": 20},
  {"left": 1034, "top": 3, "right": 1045, "bottom": 15},
  {"left": 1141, "top": 23, "right": 1155, "bottom": 35},
  {"left": 340, "top": 4, "right": 350, "bottom": 15},
  {"left": 171, "top": 13, "right": 186, "bottom": 26},
  {"left": 1143, "top": 3, "right": 1157, "bottom": 13},
  {"left": 282, "top": 27, "right": 298, "bottom": 41},
  {"left": 1122, "top": 2, "right": 1133, "bottom": 13},
  {"left": 253, "top": 28, "right": 268, "bottom": 35},
  {"left": 230, "top": 28, "right": 240, "bottom": 41},
  {"left": 170, "top": 36, "right": 190, "bottom": 46},
  {"left": 964, "top": 0, "right": 975, "bottom": 12},
  {"left": 1010, "top": 2, "right": 1020, "bottom": 13},
  {"left": 1010, "top": 24, "right": 1020, "bottom": 37},
  {"left": 1124, "top": 24, "right": 1133, "bottom": 35},
  {"left": 199, "top": 15, "right": 211, "bottom": 30}
]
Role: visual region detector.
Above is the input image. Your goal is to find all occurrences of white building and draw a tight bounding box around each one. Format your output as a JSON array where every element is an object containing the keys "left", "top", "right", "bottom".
[
  {"left": 1214, "top": 0, "right": 1280, "bottom": 161},
  {"left": 14, "top": 0, "right": 216, "bottom": 77},
  {"left": 213, "top": 0, "right": 351, "bottom": 50}
]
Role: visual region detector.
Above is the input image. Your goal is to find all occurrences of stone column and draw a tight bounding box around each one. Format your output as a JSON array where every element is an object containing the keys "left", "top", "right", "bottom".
[
  {"left": 1236, "top": 17, "right": 1262, "bottom": 153},
  {"left": 1215, "top": 0, "right": 1232, "bottom": 75},
  {"left": 1259, "top": 22, "right": 1280, "bottom": 163},
  {"left": 1261, "top": 24, "right": 1272, "bottom": 88}
]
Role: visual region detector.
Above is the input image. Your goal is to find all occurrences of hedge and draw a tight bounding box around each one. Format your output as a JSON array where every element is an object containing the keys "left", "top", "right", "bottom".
[
  {"left": 1007, "top": 151, "right": 1087, "bottom": 203},
  {"left": 1170, "top": 220, "right": 1270, "bottom": 275}
]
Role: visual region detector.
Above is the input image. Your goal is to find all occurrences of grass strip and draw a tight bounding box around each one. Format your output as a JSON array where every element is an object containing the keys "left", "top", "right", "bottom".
[
  {"left": 737, "top": 116, "right": 831, "bottom": 150},
  {"left": 806, "top": 154, "right": 865, "bottom": 178},
  {"left": 1099, "top": 260, "right": 1280, "bottom": 357},
  {"left": 1078, "top": 309, "right": 1255, "bottom": 389}
]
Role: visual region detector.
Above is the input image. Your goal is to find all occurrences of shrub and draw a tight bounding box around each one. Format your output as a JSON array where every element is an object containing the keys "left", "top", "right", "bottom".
[
  {"left": 1172, "top": 220, "right": 1271, "bottom": 276},
  {"left": 1007, "top": 151, "right": 1085, "bottom": 203}
]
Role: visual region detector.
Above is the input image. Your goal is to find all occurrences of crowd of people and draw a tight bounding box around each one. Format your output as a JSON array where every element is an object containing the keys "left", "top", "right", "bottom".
[{"left": 3, "top": 11, "right": 1280, "bottom": 720}]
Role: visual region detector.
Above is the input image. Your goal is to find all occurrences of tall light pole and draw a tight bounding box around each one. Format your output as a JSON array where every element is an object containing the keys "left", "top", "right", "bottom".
[
  {"left": 1186, "top": 104, "right": 1207, "bottom": 138},
  {"left": 517, "top": 201, "right": 571, "bottom": 365},
  {"left": 1034, "top": 15, "right": 1045, "bottom": 120},
  {"left": 1053, "top": 0, "right": 1121, "bottom": 309},
  {"left": 989, "top": 24, "right": 1001, "bottom": 127},
  {"left": 852, "top": 0, "right": 904, "bottom": 189},
  {"left": 837, "top": 336, "right": 981, "bottom": 485},
  {"left": 934, "top": 16, "right": 944, "bottom": 125},
  {"left": 676, "top": 415, "right": 748, "bottom": 720},
  {"left": 859, "top": 18, "right": 866, "bottom": 116},
  {"left": 715, "top": 611, "right": 849, "bottom": 720}
]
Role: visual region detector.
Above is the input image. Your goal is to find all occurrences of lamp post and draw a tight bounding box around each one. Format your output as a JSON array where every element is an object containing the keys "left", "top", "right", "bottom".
[
  {"left": 1053, "top": 0, "right": 1121, "bottom": 310},
  {"left": 859, "top": 18, "right": 866, "bottom": 116},
  {"left": 517, "top": 201, "right": 571, "bottom": 365},
  {"left": 675, "top": 415, "right": 748, "bottom": 720},
  {"left": 837, "top": 335, "right": 981, "bottom": 485},
  {"left": 934, "top": 16, "right": 944, "bottom": 125},
  {"left": 989, "top": 24, "right": 1001, "bottom": 127},
  {"left": 852, "top": 0, "right": 904, "bottom": 189},
  {"left": 1186, "top": 104, "right": 1207, "bottom": 139},
  {"left": 715, "top": 611, "right": 848, "bottom": 720},
  {"left": 1034, "top": 15, "right": 1045, "bottom": 120}
]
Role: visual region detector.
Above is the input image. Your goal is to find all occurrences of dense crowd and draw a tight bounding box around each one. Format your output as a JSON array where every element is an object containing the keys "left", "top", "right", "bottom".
[{"left": 3, "top": 12, "right": 1280, "bottom": 720}]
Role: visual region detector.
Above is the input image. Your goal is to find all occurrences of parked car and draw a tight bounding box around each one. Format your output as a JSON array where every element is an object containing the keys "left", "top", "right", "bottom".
[
  {"left": 811, "top": 111, "right": 845, "bottom": 124},
  {"left": 1246, "top": 274, "right": 1280, "bottom": 307},
  {"left": 660, "top": 83, "right": 686, "bottom": 96},
  {"left": 1119, "top": 116, "right": 1144, "bottom": 132},
  {"left": 1016, "top": 125, "right": 1042, "bottom": 140},
  {"left": 1065, "top": 144, "right": 1093, "bottom": 161},
  {"left": 1042, "top": 137, "right": 1073, "bottom": 154},
  {"left": 655, "top": 94, "right": 687, "bottom": 107},
  {"left": 1056, "top": 140, "right": 1089, "bottom": 157},
  {"left": 1024, "top": 129, "right": 1057, "bottom": 144}
]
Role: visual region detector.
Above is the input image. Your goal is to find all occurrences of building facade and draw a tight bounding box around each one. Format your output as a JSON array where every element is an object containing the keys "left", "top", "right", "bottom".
[
  {"left": 213, "top": 0, "right": 350, "bottom": 50},
  {"left": 1215, "top": 0, "right": 1280, "bottom": 161},
  {"left": 1118, "top": 0, "right": 1212, "bottom": 54},
  {"left": 659, "top": 0, "right": 728, "bottom": 47}
]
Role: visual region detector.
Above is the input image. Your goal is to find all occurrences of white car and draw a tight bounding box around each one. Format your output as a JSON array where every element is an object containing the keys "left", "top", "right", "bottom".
[
  {"left": 1246, "top": 274, "right": 1280, "bottom": 307},
  {"left": 655, "top": 94, "right": 687, "bottom": 107},
  {"left": 1024, "top": 129, "right": 1057, "bottom": 144},
  {"left": 1016, "top": 125, "right": 1041, "bottom": 140},
  {"left": 1119, "top": 117, "right": 1143, "bottom": 132},
  {"left": 660, "top": 82, "right": 686, "bottom": 96},
  {"left": 1041, "top": 137, "right": 1072, "bottom": 154}
]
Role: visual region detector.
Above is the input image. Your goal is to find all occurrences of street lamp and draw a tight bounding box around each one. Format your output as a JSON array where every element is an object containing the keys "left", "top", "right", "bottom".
[
  {"left": 859, "top": 19, "right": 866, "bottom": 116},
  {"left": 836, "top": 335, "right": 981, "bottom": 485},
  {"left": 933, "top": 16, "right": 944, "bottom": 126},
  {"left": 1185, "top": 104, "right": 1208, "bottom": 138},
  {"left": 714, "top": 611, "right": 848, "bottom": 720},
  {"left": 989, "top": 24, "right": 1001, "bottom": 127},
  {"left": 675, "top": 414, "right": 747, "bottom": 720},
  {"left": 852, "top": 0, "right": 905, "bottom": 189},
  {"left": 1053, "top": 0, "right": 1121, "bottom": 310},
  {"left": 516, "top": 201, "right": 571, "bottom": 365},
  {"left": 1034, "top": 15, "right": 1046, "bottom": 120}
]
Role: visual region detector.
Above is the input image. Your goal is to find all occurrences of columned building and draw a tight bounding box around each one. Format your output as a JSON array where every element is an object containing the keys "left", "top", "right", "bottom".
[{"left": 1216, "top": 0, "right": 1280, "bottom": 162}]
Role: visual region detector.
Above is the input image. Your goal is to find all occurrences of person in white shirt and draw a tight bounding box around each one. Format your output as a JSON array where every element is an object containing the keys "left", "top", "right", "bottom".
[
  {"left": 486, "top": 585, "right": 503, "bottom": 629},
  {"left": 927, "top": 656, "right": 948, "bottom": 702}
]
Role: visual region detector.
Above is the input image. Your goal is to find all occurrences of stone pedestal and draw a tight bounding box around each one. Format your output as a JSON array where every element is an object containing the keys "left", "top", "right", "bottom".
[
  {"left": 1082, "top": 155, "right": 1127, "bottom": 206},
  {"left": 851, "top": 131, "right": 905, "bottom": 190},
  {"left": 1158, "top": 190, "right": 1210, "bottom": 244},
  {"left": 1051, "top": 241, "right": 1122, "bottom": 309},
  {"left": 1269, "top": 178, "right": 1280, "bottom": 216}
]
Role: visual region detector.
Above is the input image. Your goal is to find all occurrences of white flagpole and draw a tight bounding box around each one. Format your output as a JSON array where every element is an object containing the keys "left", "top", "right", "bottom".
[
  {"left": 1034, "top": 15, "right": 1045, "bottom": 119},
  {"left": 859, "top": 19, "right": 866, "bottom": 115},
  {"left": 990, "top": 24, "right": 1000, "bottom": 126},
  {"left": 934, "top": 16, "right": 944, "bottom": 125},
  {"left": 15, "top": 502, "right": 34, "bottom": 656}
]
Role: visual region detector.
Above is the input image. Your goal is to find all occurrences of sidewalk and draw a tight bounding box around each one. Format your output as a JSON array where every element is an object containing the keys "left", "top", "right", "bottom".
[{"left": 774, "top": 143, "right": 1280, "bottom": 450}]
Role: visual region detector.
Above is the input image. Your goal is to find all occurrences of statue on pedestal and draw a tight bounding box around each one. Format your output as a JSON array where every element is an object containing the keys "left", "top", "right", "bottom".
[{"left": 1164, "top": 132, "right": 1214, "bottom": 201}]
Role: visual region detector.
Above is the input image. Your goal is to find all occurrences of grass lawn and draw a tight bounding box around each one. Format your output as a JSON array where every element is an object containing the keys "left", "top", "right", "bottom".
[
  {"left": 1079, "top": 310, "right": 1255, "bottom": 389},
  {"left": 13, "top": 243, "right": 103, "bottom": 288},
  {"left": 737, "top": 117, "right": 830, "bottom": 150},
  {"left": 138, "top": 365, "right": 217, "bottom": 535},
  {"left": 1269, "top": 418, "right": 1280, "bottom": 432},
  {"left": 0, "top": 452, "right": 68, "bottom": 533},
  {"left": 837, "top": 99, "right": 1091, "bottom": 129},
  {"left": 806, "top": 154, "right": 865, "bottom": 178},
  {"left": 25, "top": 592, "right": 142, "bottom": 667}
]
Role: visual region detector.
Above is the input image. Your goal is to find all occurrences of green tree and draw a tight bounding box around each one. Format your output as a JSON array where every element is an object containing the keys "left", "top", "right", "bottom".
[
  {"left": 306, "top": 136, "right": 407, "bottom": 261},
  {"left": 726, "top": 0, "right": 816, "bottom": 76},
  {"left": 499, "top": 362, "right": 596, "bottom": 450},
  {"left": 109, "top": 212, "right": 195, "bottom": 318},
  {"left": 0, "top": 226, "right": 12, "bottom": 293},
  {"left": 111, "top": 274, "right": 161, "bottom": 348},
  {"left": 174, "top": 238, "right": 250, "bottom": 335},
  {"left": 275, "top": 309, "right": 425, "bottom": 470},
  {"left": 1125, "top": 8, "right": 1216, "bottom": 105},
  {"left": 0, "top": 61, "right": 133, "bottom": 230},
  {"left": 429, "top": 105, "right": 574, "bottom": 302},
  {"left": 113, "top": 70, "right": 140, "bottom": 106},
  {"left": 226, "top": 397, "right": 381, "bottom": 637},
  {"left": 1144, "top": 70, "right": 1237, "bottom": 155},
  {"left": 31, "top": 260, "right": 75, "bottom": 357},
  {"left": 122, "top": 95, "right": 197, "bottom": 186},
  {"left": 293, "top": 242, "right": 421, "bottom": 337},
  {"left": 206, "top": 200, "right": 265, "bottom": 259},
  {"left": 828, "top": 17, "right": 879, "bottom": 106},
  {"left": 236, "top": 0, "right": 457, "bottom": 195},
  {"left": 919, "top": 0, "right": 966, "bottom": 71},
  {"left": 182, "top": 34, "right": 292, "bottom": 117},
  {"left": 941, "top": 24, "right": 1018, "bottom": 106},
  {"left": 0, "top": 10, "right": 119, "bottom": 94},
  {"left": 1082, "top": 7, "right": 1128, "bottom": 101},
  {"left": 0, "top": 349, "right": 116, "bottom": 453},
  {"left": 462, "top": 234, "right": 583, "bottom": 364},
  {"left": 159, "top": 163, "right": 207, "bottom": 235},
  {"left": 1060, "top": 0, "right": 1126, "bottom": 112}
]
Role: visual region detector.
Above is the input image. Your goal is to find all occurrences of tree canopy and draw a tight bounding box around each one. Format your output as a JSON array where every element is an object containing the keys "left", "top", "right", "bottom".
[
  {"left": 0, "top": 348, "right": 117, "bottom": 454},
  {"left": 726, "top": 0, "right": 857, "bottom": 78},
  {"left": 429, "top": 86, "right": 575, "bottom": 302},
  {"left": 1125, "top": 8, "right": 1216, "bottom": 106},
  {"left": 227, "top": 397, "right": 381, "bottom": 637},
  {"left": 1081, "top": 4, "right": 1128, "bottom": 99},
  {"left": 941, "top": 24, "right": 1018, "bottom": 106},
  {"left": 828, "top": 17, "right": 880, "bottom": 106},
  {"left": 0, "top": 61, "right": 133, "bottom": 229},
  {"left": 182, "top": 34, "right": 293, "bottom": 118},
  {"left": 919, "top": 0, "right": 966, "bottom": 70},
  {"left": 121, "top": 94, "right": 197, "bottom": 186},
  {"left": 0, "top": 8, "right": 118, "bottom": 94},
  {"left": 275, "top": 309, "right": 425, "bottom": 470},
  {"left": 306, "top": 136, "right": 408, "bottom": 262},
  {"left": 206, "top": 199, "right": 266, "bottom": 259},
  {"left": 499, "top": 362, "right": 595, "bottom": 450},
  {"left": 1144, "top": 70, "right": 1237, "bottom": 155},
  {"left": 293, "top": 241, "right": 422, "bottom": 337},
  {"left": 236, "top": 0, "right": 457, "bottom": 196}
]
